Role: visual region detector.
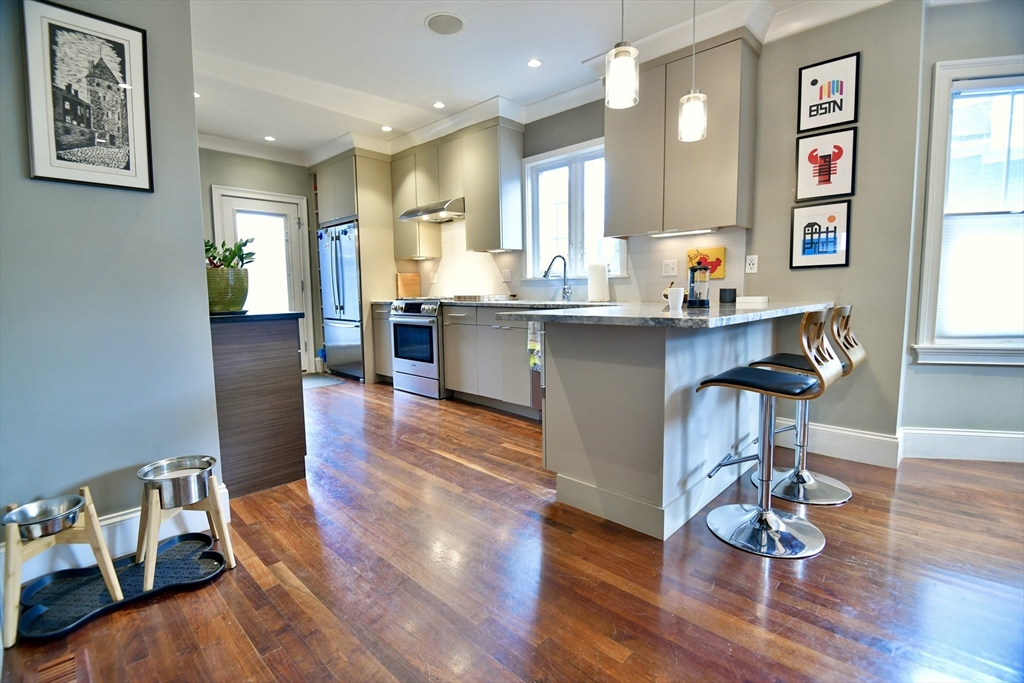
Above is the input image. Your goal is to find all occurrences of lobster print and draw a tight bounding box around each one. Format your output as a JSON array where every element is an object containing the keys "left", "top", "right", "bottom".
[{"left": 808, "top": 145, "right": 844, "bottom": 185}]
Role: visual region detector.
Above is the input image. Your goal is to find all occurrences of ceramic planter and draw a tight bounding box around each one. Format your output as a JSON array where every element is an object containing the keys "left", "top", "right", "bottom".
[{"left": 206, "top": 267, "right": 249, "bottom": 312}]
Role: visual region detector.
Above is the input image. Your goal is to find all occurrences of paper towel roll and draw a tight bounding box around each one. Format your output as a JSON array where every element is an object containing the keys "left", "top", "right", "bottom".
[{"left": 587, "top": 264, "right": 610, "bottom": 302}]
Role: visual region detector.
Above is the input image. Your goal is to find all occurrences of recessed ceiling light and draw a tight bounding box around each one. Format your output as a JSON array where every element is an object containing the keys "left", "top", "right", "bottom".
[
  {"left": 264, "top": 136, "right": 276, "bottom": 142},
  {"left": 527, "top": 59, "right": 542, "bottom": 68},
  {"left": 194, "top": 92, "right": 200, "bottom": 98},
  {"left": 381, "top": 125, "right": 393, "bottom": 132},
  {"left": 433, "top": 101, "right": 445, "bottom": 109},
  {"left": 425, "top": 12, "right": 465, "bottom": 35}
]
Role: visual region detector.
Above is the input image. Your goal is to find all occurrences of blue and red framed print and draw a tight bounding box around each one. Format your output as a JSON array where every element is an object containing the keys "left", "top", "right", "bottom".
[
  {"left": 798, "top": 53, "right": 859, "bottom": 133},
  {"left": 790, "top": 201, "right": 850, "bottom": 269}
]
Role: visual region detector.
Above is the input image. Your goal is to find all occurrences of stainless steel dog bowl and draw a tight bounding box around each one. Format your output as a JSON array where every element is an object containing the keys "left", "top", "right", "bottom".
[
  {"left": 137, "top": 455, "right": 216, "bottom": 509},
  {"left": 2, "top": 495, "right": 86, "bottom": 540}
]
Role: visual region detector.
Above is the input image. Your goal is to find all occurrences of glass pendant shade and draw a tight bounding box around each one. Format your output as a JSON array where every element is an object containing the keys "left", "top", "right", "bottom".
[
  {"left": 605, "top": 43, "right": 639, "bottom": 109},
  {"left": 678, "top": 90, "right": 707, "bottom": 142}
]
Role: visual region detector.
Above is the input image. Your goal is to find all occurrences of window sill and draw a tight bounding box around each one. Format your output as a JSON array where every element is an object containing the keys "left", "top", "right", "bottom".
[
  {"left": 912, "top": 344, "right": 1024, "bottom": 366},
  {"left": 521, "top": 274, "right": 631, "bottom": 282}
]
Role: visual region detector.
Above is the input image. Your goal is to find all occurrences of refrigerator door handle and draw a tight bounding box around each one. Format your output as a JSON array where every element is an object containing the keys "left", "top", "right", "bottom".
[
  {"left": 330, "top": 322, "right": 359, "bottom": 328},
  {"left": 333, "top": 233, "right": 343, "bottom": 316}
]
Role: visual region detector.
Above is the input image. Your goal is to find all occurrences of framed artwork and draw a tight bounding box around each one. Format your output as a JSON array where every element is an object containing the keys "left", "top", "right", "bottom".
[
  {"left": 796, "top": 127, "right": 856, "bottom": 202},
  {"left": 687, "top": 247, "right": 726, "bottom": 279},
  {"left": 790, "top": 201, "right": 850, "bottom": 269},
  {"left": 21, "top": 0, "right": 153, "bottom": 191},
  {"left": 798, "top": 52, "right": 859, "bottom": 133}
]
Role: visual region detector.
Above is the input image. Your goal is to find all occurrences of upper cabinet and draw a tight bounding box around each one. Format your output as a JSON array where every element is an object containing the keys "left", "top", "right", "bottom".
[
  {"left": 391, "top": 150, "right": 441, "bottom": 259},
  {"left": 604, "top": 65, "right": 667, "bottom": 237},
  {"left": 316, "top": 156, "right": 357, "bottom": 227},
  {"left": 605, "top": 36, "right": 759, "bottom": 237},
  {"left": 438, "top": 137, "right": 463, "bottom": 201},
  {"left": 463, "top": 124, "right": 523, "bottom": 252}
]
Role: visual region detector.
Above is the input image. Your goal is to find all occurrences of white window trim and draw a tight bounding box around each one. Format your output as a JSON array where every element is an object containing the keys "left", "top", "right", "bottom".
[
  {"left": 522, "top": 137, "right": 627, "bottom": 279},
  {"left": 913, "top": 55, "right": 1024, "bottom": 366}
]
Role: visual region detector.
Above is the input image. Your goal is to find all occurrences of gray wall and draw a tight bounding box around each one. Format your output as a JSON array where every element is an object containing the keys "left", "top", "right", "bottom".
[
  {"left": 747, "top": 0, "right": 926, "bottom": 436},
  {"left": 523, "top": 100, "right": 604, "bottom": 158},
  {"left": 197, "top": 148, "right": 313, "bottom": 243},
  {"left": 901, "top": 0, "right": 1024, "bottom": 431},
  {"left": 0, "top": 0, "right": 220, "bottom": 515}
]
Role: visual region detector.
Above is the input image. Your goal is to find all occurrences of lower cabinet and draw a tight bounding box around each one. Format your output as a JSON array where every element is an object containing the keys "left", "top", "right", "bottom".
[
  {"left": 443, "top": 321, "right": 478, "bottom": 393},
  {"left": 443, "top": 306, "right": 531, "bottom": 408},
  {"left": 371, "top": 304, "right": 393, "bottom": 378}
]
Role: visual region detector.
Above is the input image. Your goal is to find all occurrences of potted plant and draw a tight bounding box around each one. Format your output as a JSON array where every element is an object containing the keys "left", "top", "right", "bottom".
[{"left": 205, "top": 238, "right": 255, "bottom": 313}]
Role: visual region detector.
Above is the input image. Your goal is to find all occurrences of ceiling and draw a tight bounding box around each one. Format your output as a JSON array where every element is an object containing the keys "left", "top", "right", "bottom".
[{"left": 189, "top": 0, "right": 880, "bottom": 163}]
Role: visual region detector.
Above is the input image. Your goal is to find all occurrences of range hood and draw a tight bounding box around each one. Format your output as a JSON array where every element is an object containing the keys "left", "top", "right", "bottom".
[{"left": 398, "top": 197, "right": 465, "bottom": 223}]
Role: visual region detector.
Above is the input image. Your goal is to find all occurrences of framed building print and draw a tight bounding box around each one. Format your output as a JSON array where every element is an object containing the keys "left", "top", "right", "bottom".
[
  {"left": 798, "top": 52, "right": 859, "bottom": 133},
  {"left": 21, "top": 0, "right": 153, "bottom": 191},
  {"left": 791, "top": 201, "right": 850, "bottom": 269},
  {"left": 796, "top": 127, "right": 856, "bottom": 202}
]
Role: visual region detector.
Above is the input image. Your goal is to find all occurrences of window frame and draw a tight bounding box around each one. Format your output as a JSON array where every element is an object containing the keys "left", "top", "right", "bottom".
[
  {"left": 914, "top": 55, "right": 1024, "bottom": 366},
  {"left": 522, "top": 138, "right": 626, "bottom": 279}
]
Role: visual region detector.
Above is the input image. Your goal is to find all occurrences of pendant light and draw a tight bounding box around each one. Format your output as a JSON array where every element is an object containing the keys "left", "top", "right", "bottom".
[
  {"left": 678, "top": 0, "right": 707, "bottom": 141},
  {"left": 605, "top": 0, "right": 639, "bottom": 109}
]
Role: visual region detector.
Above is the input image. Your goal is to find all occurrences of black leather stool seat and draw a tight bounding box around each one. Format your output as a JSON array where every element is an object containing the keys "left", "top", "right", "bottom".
[
  {"left": 753, "top": 352, "right": 848, "bottom": 375},
  {"left": 700, "top": 366, "right": 820, "bottom": 397}
]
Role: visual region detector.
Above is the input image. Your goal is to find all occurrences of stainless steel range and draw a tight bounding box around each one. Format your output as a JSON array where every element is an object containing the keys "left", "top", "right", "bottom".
[{"left": 390, "top": 299, "right": 452, "bottom": 399}]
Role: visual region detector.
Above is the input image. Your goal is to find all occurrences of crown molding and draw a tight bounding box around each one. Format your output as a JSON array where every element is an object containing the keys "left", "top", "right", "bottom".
[
  {"left": 524, "top": 81, "right": 604, "bottom": 124},
  {"left": 197, "top": 134, "right": 307, "bottom": 166},
  {"left": 764, "top": 0, "right": 892, "bottom": 43}
]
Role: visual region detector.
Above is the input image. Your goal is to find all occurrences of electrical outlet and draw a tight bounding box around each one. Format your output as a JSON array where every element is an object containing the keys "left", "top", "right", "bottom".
[
  {"left": 662, "top": 259, "right": 678, "bottom": 277},
  {"left": 501, "top": 269, "right": 512, "bottom": 282},
  {"left": 429, "top": 272, "right": 438, "bottom": 284},
  {"left": 745, "top": 255, "right": 758, "bottom": 273}
]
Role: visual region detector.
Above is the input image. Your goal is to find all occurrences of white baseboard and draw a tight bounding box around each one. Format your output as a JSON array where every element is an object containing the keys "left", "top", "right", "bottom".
[
  {"left": 775, "top": 418, "right": 900, "bottom": 469},
  {"left": 0, "top": 483, "right": 230, "bottom": 597},
  {"left": 901, "top": 428, "right": 1024, "bottom": 463}
]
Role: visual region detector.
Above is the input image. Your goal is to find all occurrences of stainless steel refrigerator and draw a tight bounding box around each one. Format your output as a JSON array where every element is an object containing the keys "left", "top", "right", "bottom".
[{"left": 318, "top": 221, "right": 364, "bottom": 379}]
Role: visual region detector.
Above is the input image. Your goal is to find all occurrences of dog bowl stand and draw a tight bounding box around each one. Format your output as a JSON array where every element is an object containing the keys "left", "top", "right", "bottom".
[
  {"left": 3, "top": 486, "right": 122, "bottom": 648},
  {"left": 136, "top": 474, "right": 235, "bottom": 591}
]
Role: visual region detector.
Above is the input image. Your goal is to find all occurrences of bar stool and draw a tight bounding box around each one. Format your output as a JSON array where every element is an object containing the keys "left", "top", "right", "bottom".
[
  {"left": 749, "top": 305, "right": 865, "bottom": 505},
  {"left": 698, "top": 309, "right": 843, "bottom": 558}
]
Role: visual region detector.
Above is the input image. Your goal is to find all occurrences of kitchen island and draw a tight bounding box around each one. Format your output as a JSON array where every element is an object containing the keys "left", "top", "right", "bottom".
[{"left": 496, "top": 301, "right": 830, "bottom": 540}]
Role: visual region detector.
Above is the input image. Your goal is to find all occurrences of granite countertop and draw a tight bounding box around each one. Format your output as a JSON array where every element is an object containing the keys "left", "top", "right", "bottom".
[
  {"left": 209, "top": 311, "right": 305, "bottom": 323},
  {"left": 444, "top": 300, "right": 615, "bottom": 309},
  {"left": 494, "top": 301, "right": 831, "bottom": 328},
  {"left": 369, "top": 299, "right": 615, "bottom": 309}
]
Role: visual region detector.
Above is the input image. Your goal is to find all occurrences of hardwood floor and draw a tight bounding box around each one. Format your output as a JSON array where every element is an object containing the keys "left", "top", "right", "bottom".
[{"left": 4, "top": 379, "right": 1023, "bottom": 682}]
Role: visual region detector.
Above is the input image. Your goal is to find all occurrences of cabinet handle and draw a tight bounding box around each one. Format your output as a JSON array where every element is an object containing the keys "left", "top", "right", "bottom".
[
  {"left": 492, "top": 325, "right": 500, "bottom": 329},
  {"left": 448, "top": 313, "right": 467, "bottom": 317},
  {"left": 443, "top": 323, "right": 450, "bottom": 326},
  {"left": 501, "top": 326, "right": 511, "bottom": 330}
]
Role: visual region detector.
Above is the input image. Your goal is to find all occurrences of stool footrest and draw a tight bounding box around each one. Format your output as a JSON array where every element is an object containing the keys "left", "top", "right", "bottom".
[{"left": 707, "top": 452, "right": 759, "bottom": 479}]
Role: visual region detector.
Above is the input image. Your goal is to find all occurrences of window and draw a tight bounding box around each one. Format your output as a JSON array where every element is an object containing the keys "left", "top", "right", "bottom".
[
  {"left": 915, "top": 56, "right": 1024, "bottom": 365},
  {"left": 524, "top": 140, "right": 626, "bottom": 278}
]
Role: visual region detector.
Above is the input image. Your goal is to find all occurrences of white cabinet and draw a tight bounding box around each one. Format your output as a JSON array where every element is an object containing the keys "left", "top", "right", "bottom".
[
  {"left": 438, "top": 137, "right": 464, "bottom": 200},
  {"left": 465, "top": 307, "right": 532, "bottom": 407},
  {"left": 475, "top": 324, "right": 503, "bottom": 400},
  {"left": 371, "top": 303, "right": 393, "bottom": 378}
]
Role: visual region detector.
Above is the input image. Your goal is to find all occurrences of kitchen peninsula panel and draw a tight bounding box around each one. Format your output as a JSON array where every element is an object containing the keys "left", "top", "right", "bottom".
[{"left": 210, "top": 313, "right": 306, "bottom": 497}]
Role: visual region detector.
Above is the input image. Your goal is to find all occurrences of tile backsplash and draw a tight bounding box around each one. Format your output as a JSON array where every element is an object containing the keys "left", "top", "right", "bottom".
[{"left": 416, "top": 221, "right": 748, "bottom": 302}]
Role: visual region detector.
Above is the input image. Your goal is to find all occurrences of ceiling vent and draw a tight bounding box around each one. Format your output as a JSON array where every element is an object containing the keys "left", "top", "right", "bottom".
[{"left": 425, "top": 12, "right": 465, "bottom": 35}]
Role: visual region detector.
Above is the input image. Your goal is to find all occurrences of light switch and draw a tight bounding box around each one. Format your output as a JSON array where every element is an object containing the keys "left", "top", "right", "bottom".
[
  {"left": 429, "top": 272, "right": 438, "bottom": 284},
  {"left": 662, "top": 260, "right": 678, "bottom": 277},
  {"left": 501, "top": 269, "right": 512, "bottom": 282}
]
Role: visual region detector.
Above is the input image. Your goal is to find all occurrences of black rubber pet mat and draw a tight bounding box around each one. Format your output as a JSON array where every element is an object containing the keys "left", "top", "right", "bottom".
[{"left": 17, "top": 532, "right": 225, "bottom": 640}]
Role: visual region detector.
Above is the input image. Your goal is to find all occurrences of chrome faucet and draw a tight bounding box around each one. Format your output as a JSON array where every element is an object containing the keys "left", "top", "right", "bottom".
[{"left": 543, "top": 255, "right": 572, "bottom": 301}]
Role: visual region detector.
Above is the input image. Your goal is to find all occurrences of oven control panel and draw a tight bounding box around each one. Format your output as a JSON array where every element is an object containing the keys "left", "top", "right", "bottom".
[{"left": 391, "top": 300, "right": 442, "bottom": 316}]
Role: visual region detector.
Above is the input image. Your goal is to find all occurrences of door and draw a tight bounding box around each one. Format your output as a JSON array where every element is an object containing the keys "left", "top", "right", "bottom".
[
  {"left": 214, "top": 188, "right": 313, "bottom": 372},
  {"left": 335, "top": 223, "right": 360, "bottom": 322}
]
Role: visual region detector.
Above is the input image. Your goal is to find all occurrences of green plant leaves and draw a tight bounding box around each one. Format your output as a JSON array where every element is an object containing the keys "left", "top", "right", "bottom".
[{"left": 204, "top": 237, "right": 255, "bottom": 268}]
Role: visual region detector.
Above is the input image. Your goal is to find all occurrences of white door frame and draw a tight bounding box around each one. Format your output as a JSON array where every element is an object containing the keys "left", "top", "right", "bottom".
[{"left": 211, "top": 185, "right": 318, "bottom": 373}]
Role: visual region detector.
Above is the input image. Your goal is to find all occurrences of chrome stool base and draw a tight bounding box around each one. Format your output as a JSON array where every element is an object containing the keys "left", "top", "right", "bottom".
[
  {"left": 749, "top": 467, "right": 852, "bottom": 505},
  {"left": 706, "top": 504, "right": 825, "bottom": 559}
]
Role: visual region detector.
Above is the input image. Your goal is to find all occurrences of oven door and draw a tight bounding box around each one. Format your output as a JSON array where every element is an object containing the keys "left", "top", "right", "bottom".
[{"left": 390, "top": 315, "right": 439, "bottom": 379}]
